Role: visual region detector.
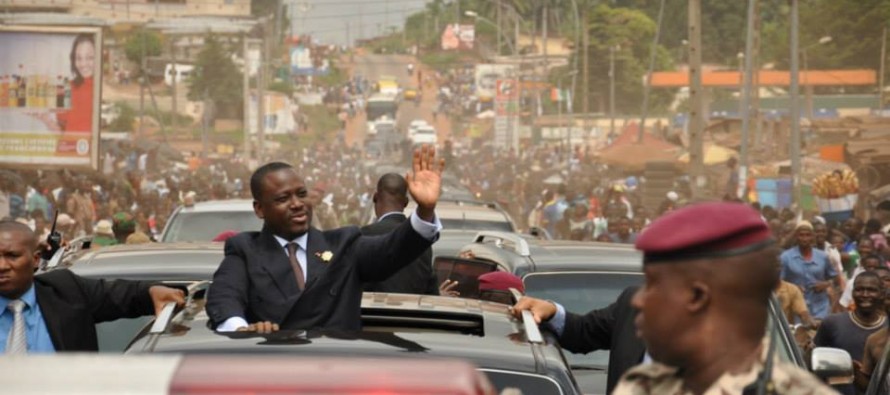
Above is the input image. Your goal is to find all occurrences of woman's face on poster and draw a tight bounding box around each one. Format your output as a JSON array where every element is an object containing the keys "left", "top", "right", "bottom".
[{"left": 75, "top": 40, "right": 95, "bottom": 79}]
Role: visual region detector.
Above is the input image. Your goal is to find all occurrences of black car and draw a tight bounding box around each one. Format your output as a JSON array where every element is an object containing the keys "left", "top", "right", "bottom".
[
  {"left": 129, "top": 292, "right": 582, "bottom": 395},
  {"left": 436, "top": 232, "right": 852, "bottom": 394},
  {"left": 865, "top": 338, "right": 890, "bottom": 394}
]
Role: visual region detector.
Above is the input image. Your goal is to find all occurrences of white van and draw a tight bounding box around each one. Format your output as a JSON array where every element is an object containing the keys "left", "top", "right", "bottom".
[{"left": 164, "top": 64, "right": 195, "bottom": 86}]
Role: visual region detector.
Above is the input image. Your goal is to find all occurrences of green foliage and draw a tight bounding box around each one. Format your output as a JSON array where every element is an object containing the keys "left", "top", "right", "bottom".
[
  {"left": 108, "top": 102, "right": 136, "bottom": 131},
  {"left": 266, "top": 80, "right": 293, "bottom": 96},
  {"left": 301, "top": 105, "right": 340, "bottom": 137},
  {"left": 124, "top": 30, "right": 163, "bottom": 69},
  {"left": 188, "top": 35, "right": 244, "bottom": 119},
  {"left": 315, "top": 63, "right": 348, "bottom": 88},
  {"left": 419, "top": 51, "right": 463, "bottom": 72},
  {"left": 576, "top": 4, "right": 675, "bottom": 115},
  {"left": 762, "top": 0, "right": 890, "bottom": 72}
]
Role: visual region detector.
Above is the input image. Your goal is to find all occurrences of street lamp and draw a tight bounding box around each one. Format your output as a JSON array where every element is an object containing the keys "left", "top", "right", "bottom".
[
  {"left": 465, "top": 10, "right": 515, "bottom": 55},
  {"left": 802, "top": 35, "right": 831, "bottom": 119}
]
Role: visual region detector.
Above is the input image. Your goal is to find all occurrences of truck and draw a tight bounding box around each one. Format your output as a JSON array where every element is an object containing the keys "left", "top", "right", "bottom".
[{"left": 366, "top": 93, "right": 399, "bottom": 135}]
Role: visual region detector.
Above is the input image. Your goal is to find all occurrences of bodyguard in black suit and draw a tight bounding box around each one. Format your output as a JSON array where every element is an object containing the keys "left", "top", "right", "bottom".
[
  {"left": 361, "top": 173, "right": 438, "bottom": 295},
  {"left": 0, "top": 221, "right": 185, "bottom": 353},
  {"left": 512, "top": 286, "right": 645, "bottom": 394},
  {"left": 206, "top": 146, "right": 445, "bottom": 332}
]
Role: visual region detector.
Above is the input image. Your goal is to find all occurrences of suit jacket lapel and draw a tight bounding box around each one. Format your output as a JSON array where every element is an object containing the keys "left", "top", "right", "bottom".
[
  {"left": 257, "top": 228, "right": 300, "bottom": 298},
  {"left": 305, "top": 228, "right": 331, "bottom": 288},
  {"left": 34, "top": 280, "right": 70, "bottom": 351}
]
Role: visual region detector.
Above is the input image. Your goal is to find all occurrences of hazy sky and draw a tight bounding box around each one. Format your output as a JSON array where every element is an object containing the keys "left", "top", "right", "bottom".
[{"left": 288, "top": 0, "right": 432, "bottom": 46}]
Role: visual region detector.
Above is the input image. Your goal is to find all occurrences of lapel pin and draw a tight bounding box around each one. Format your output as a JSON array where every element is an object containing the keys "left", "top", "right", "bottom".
[{"left": 316, "top": 251, "right": 334, "bottom": 263}]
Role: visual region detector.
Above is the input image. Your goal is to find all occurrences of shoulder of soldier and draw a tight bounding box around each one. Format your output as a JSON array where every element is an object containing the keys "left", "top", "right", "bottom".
[
  {"left": 612, "top": 363, "right": 683, "bottom": 395},
  {"left": 770, "top": 362, "right": 839, "bottom": 395}
]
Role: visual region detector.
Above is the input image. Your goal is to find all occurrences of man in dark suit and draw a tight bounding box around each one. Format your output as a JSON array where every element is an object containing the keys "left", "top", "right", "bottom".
[
  {"left": 206, "top": 146, "right": 445, "bottom": 332},
  {"left": 0, "top": 221, "right": 185, "bottom": 353},
  {"left": 512, "top": 286, "right": 644, "bottom": 394},
  {"left": 361, "top": 173, "right": 438, "bottom": 295}
]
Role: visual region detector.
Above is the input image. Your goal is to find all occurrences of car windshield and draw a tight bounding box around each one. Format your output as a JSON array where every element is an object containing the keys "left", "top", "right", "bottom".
[
  {"left": 163, "top": 211, "right": 262, "bottom": 242},
  {"left": 524, "top": 272, "right": 643, "bottom": 369}
]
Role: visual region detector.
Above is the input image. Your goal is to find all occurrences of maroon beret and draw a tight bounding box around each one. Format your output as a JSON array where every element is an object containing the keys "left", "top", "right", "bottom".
[
  {"left": 478, "top": 271, "right": 525, "bottom": 293},
  {"left": 212, "top": 230, "right": 239, "bottom": 242},
  {"left": 635, "top": 202, "right": 773, "bottom": 264}
]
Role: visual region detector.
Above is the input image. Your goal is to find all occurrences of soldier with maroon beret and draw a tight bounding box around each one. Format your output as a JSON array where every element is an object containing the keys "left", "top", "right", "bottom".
[{"left": 514, "top": 202, "right": 836, "bottom": 395}]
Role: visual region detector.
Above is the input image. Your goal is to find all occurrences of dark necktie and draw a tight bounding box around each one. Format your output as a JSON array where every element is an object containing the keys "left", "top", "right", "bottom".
[
  {"left": 286, "top": 242, "right": 306, "bottom": 291},
  {"left": 6, "top": 300, "right": 26, "bottom": 354}
]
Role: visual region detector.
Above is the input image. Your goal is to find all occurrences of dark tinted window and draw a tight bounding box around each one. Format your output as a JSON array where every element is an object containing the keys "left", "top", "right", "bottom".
[
  {"left": 482, "top": 371, "right": 563, "bottom": 395},
  {"left": 163, "top": 211, "right": 262, "bottom": 242},
  {"left": 434, "top": 257, "right": 498, "bottom": 299},
  {"left": 524, "top": 272, "right": 642, "bottom": 369}
]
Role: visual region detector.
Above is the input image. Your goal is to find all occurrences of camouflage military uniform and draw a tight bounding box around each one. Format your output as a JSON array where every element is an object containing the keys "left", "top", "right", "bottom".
[{"left": 613, "top": 344, "right": 838, "bottom": 395}]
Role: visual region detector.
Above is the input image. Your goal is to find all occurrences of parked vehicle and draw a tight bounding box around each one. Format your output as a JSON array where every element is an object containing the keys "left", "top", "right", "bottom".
[{"left": 160, "top": 200, "right": 260, "bottom": 243}]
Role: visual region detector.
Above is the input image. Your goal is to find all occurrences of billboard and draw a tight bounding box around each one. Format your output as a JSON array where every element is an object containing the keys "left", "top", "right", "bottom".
[
  {"left": 0, "top": 26, "right": 102, "bottom": 170},
  {"left": 290, "top": 45, "right": 330, "bottom": 76},
  {"left": 441, "top": 24, "right": 475, "bottom": 50},
  {"left": 475, "top": 64, "right": 516, "bottom": 102},
  {"left": 494, "top": 79, "right": 519, "bottom": 151}
]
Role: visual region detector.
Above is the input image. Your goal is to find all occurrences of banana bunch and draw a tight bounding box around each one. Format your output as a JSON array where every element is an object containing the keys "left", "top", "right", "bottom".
[{"left": 812, "top": 170, "right": 859, "bottom": 198}]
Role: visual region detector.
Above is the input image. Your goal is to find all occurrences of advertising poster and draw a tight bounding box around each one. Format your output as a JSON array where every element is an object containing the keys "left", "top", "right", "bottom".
[
  {"left": 0, "top": 26, "right": 102, "bottom": 169},
  {"left": 441, "top": 24, "right": 475, "bottom": 51},
  {"left": 290, "top": 45, "right": 330, "bottom": 76},
  {"left": 475, "top": 64, "right": 516, "bottom": 102}
]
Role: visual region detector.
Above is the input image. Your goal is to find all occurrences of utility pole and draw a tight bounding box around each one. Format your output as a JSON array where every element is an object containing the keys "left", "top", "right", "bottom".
[
  {"left": 739, "top": 0, "right": 757, "bottom": 199},
  {"left": 542, "top": 5, "right": 548, "bottom": 70},
  {"left": 170, "top": 38, "right": 177, "bottom": 136},
  {"left": 257, "top": 39, "right": 266, "bottom": 161},
  {"left": 687, "top": 0, "right": 705, "bottom": 198},
  {"left": 346, "top": 22, "right": 351, "bottom": 48},
  {"left": 751, "top": 0, "right": 763, "bottom": 149},
  {"left": 609, "top": 45, "right": 616, "bottom": 137},
  {"left": 638, "top": 0, "right": 665, "bottom": 143},
  {"left": 789, "top": 0, "right": 801, "bottom": 209},
  {"left": 496, "top": 3, "right": 501, "bottom": 55},
  {"left": 880, "top": 26, "right": 887, "bottom": 112},
  {"left": 582, "top": 7, "right": 589, "bottom": 117},
  {"left": 513, "top": 8, "right": 519, "bottom": 57},
  {"left": 139, "top": 31, "right": 146, "bottom": 136},
  {"left": 242, "top": 37, "right": 252, "bottom": 165}
]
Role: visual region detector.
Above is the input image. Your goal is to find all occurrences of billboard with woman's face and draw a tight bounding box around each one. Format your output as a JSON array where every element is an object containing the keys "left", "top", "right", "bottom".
[{"left": 0, "top": 26, "right": 102, "bottom": 170}]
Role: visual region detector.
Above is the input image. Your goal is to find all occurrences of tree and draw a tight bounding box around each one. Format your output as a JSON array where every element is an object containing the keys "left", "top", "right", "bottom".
[
  {"left": 575, "top": 4, "right": 675, "bottom": 115},
  {"left": 188, "top": 35, "right": 243, "bottom": 119},
  {"left": 762, "top": 0, "right": 890, "bottom": 73},
  {"left": 124, "top": 30, "right": 163, "bottom": 70}
]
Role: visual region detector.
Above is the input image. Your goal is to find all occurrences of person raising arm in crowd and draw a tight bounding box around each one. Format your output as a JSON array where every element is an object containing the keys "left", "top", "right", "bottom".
[{"left": 206, "top": 146, "right": 444, "bottom": 333}]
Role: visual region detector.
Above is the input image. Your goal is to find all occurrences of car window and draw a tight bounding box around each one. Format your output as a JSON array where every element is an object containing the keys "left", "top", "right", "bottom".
[
  {"left": 96, "top": 317, "right": 153, "bottom": 352},
  {"left": 524, "top": 272, "right": 642, "bottom": 369},
  {"left": 481, "top": 370, "right": 563, "bottom": 395},
  {"left": 163, "top": 211, "right": 262, "bottom": 242},
  {"left": 434, "top": 256, "right": 498, "bottom": 299}
]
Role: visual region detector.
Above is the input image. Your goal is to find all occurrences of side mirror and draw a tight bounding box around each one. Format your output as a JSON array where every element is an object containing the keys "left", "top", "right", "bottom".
[{"left": 811, "top": 347, "right": 854, "bottom": 385}]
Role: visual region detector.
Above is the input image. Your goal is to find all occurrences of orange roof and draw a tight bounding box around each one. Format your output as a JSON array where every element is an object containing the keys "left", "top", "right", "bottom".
[{"left": 650, "top": 70, "right": 876, "bottom": 87}]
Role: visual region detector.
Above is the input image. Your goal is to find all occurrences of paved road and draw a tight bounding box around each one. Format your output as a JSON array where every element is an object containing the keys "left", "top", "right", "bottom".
[{"left": 345, "top": 53, "right": 452, "bottom": 148}]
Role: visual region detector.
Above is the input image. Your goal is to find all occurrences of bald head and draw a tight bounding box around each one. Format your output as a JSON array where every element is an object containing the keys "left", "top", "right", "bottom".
[
  {"left": 0, "top": 221, "right": 38, "bottom": 251},
  {"left": 376, "top": 173, "right": 408, "bottom": 197},
  {"left": 373, "top": 173, "right": 409, "bottom": 218}
]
